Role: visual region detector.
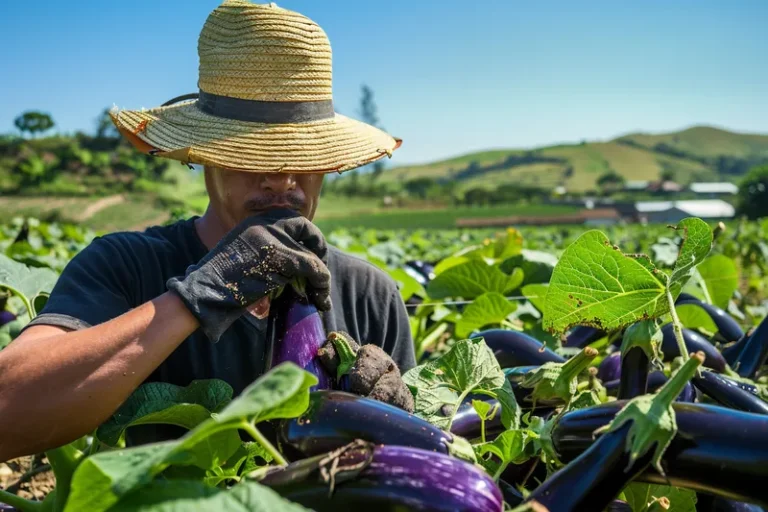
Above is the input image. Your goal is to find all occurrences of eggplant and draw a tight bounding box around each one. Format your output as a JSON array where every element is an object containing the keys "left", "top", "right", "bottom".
[
  {"left": 597, "top": 352, "right": 622, "bottom": 382},
  {"left": 605, "top": 370, "right": 695, "bottom": 403},
  {"left": 676, "top": 294, "right": 744, "bottom": 343},
  {"left": 693, "top": 371, "right": 768, "bottom": 415},
  {"left": 618, "top": 346, "right": 649, "bottom": 400},
  {"left": 697, "top": 494, "right": 766, "bottom": 512},
  {"left": 564, "top": 325, "right": 606, "bottom": 348},
  {"left": 606, "top": 501, "right": 633, "bottom": 512},
  {"left": 661, "top": 324, "right": 727, "bottom": 373},
  {"left": 552, "top": 402, "right": 768, "bottom": 504},
  {"left": 732, "top": 315, "right": 768, "bottom": 379},
  {"left": 277, "top": 391, "right": 458, "bottom": 461},
  {"left": 0, "top": 310, "right": 15, "bottom": 327},
  {"left": 258, "top": 442, "right": 504, "bottom": 512},
  {"left": 723, "top": 334, "right": 752, "bottom": 366},
  {"left": 497, "top": 479, "right": 524, "bottom": 507},
  {"left": 449, "top": 397, "right": 505, "bottom": 440},
  {"left": 267, "top": 285, "right": 332, "bottom": 390},
  {"left": 474, "top": 329, "right": 565, "bottom": 368}
]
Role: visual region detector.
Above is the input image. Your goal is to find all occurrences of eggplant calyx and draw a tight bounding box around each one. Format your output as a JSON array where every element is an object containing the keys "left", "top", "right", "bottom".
[
  {"left": 593, "top": 351, "right": 704, "bottom": 475},
  {"left": 620, "top": 320, "right": 663, "bottom": 365},
  {"left": 446, "top": 433, "right": 478, "bottom": 463},
  {"left": 327, "top": 331, "right": 359, "bottom": 380},
  {"left": 647, "top": 496, "right": 671, "bottom": 511},
  {"left": 520, "top": 347, "right": 598, "bottom": 404}
]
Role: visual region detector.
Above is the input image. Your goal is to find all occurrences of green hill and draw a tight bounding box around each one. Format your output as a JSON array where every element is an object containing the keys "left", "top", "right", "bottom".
[{"left": 376, "top": 125, "right": 768, "bottom": 193}]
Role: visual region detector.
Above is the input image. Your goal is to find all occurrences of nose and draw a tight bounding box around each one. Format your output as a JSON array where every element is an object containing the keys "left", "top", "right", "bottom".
[{"left": 260, "top": 172, "right": 297, "bottom": 194}]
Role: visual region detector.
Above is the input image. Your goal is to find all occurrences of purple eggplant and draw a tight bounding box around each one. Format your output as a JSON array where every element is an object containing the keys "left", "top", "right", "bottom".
[
  {"left": 697, "top": 494, "right": 766, "bottom": 512},
  {"left": 552, "top": 402, "right": 768, "bottom": 505},
  {"left": 605, "top": 370, "right": 695, "bottom": 403},
  {"left": 0, "top": 310, "right": 15, "bottom": 327},
  {"left": 676, "top": 294, "right": 744, "bottom": 343},
  {"left": 723, "top": 334, "right": 751, "bottom": 366},
  {"left": 277, "top": 391, "right": 456, "bottom": 461},
  {"left": 474, "top": 329, "right": 565, "bottom": 369},
  {"left": 732, "top": 315, "right": 768, "bottom": 379},
  {"left": 267, "top": 285, "right": 332, "bottom": 390},
  {"left": 597, "top": 352, "right": 622, "bottom": 382},
  {"left": 258, "top": 442, "right": 504, "bottom": 512},
  {"left": 606, "top": 501, "right": 633, "bottom": 512},
  {"left": 618, "top": 346, "right": 650, "bottom": 400},
  {"left": 693, "top": 371, "right": 768, "bottom": 415},
  {"left": 661, "top": 324, "right": 727, "bottom": 373},
  {"left": 497, "top": 479, "right": 524, "bottom": 507},
  {"left": 564, "top": 325, "right": 606, "bottom": 348},
  {"left": 449, "top": 397, "right": 505, "bottom": 440}
]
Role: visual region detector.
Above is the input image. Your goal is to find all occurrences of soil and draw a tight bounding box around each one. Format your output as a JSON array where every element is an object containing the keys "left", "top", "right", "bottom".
[{"left": 0, "top": 456, "right": 55, "bottom": 504}]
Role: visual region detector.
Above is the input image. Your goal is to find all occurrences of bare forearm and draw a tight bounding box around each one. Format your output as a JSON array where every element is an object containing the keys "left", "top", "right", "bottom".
[{"left": 0, "top": 291, "right": 199, "bottom": 461}]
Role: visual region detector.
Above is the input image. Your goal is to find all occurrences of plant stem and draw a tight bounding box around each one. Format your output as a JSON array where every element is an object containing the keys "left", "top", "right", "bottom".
[
  {"left": 665, "top": 288, "right": 689, "bottom": 363},
  {"left": 3, "top": 284, "right": 34, "bottom": 320},
  {"left": 241, "top": 421, "right": 287, "bottom": 466},
  {"left": 480, "top": 416, "right": 486, "bottom": 444},
  {"left": 0, "top": 488, "right": 43, "bottom": 512},
  {"left": 693, "top": 271, "right": 713, "bottom": 305}
]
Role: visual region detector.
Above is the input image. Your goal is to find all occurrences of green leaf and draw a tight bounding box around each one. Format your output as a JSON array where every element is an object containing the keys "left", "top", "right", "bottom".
[
  {"left": 387, "top": 268, "right": 425, "bottom": 301},
  {"left": 542, "top": 230, "right": 667, "bottom": 335},
  {"left": 500, "top": 250, "right": 558, "bottom": 285},
  {"left": 65, "top": 363, "right": 316, "bottom": 512},
  {"left": 620, "top": 320, "right": 663, "bottom": 363},
  {"left": 696, "top": 254, "right": 739, "bottom": 309},
  {"left": 109, "top": 479, "right": 310, "bottom": 512},
  {"left": 0, "top": 253, "right": 58, "bottom": 318},
  {"left": 96, "top": 380, "right": 233, "bottom": 446},
  {"left": 675, "top": 303, "right": 719, "bottom": 334},
  {"left": 474, "top": 428, "right": 538, "bottom": 478},
  {"left": 455, "top": 292, "right": 517, "bottom": 338},
  {"left": 623, "top": 483, "right": 697, "bottom": 512},
  {"left": 667, "top": 218, "right": 713, "bottom": 300},
  {"left": 521, "top": 283, "right": 548, "bottom": 314},
  {"left": 520, "top": 347, "right": 598, "bottom": 404},
  {"left": 427, "top": 260, "right": 523, "bottom": 299},
  {"left": 402, "top": 338, "right": 520, "bottom": 431}
]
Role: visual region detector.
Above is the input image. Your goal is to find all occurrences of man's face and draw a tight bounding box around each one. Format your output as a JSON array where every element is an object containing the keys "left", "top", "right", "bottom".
[{"left": 204, "top": 166, "right": 324, "bottom": 229}]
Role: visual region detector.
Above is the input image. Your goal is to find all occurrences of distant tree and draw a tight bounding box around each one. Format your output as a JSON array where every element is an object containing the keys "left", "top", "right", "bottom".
[
  {"left": 404, "top": 177, "right": 435, "bottom": 199},
  {"left": 597, "top": 170, "right": 625, "bottom": 194},
  {"left": 737, "top": 164, "right": 768, "bottom": 219},
  {"left": 14, "top": 111, "right": 55, "bottom": 138},
  {"left": 659, "top": 168, "right": 676, "bottom": 182},
  {"left": 358, "top": 84, "right": 385, "bottom": 179}
]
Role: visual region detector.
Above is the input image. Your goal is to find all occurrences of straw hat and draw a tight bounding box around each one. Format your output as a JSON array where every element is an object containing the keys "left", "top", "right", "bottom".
[{"left": 109, "top": 0, "right": 401, "bottom": 173}]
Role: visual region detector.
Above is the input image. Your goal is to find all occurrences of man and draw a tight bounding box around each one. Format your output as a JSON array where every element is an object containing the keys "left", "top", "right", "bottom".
[{"left": 0, "top": 0, "right": 415, "bottom": 462}]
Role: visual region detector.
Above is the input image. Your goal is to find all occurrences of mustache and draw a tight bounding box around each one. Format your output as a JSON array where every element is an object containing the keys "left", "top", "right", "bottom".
[{"left": 244, "top": 191, "right": 306, "bottom": 211}]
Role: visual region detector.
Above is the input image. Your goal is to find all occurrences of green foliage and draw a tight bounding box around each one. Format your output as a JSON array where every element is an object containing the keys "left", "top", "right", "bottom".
[{"left": 737, "top": 163, "right": 768, "bottom": 219}]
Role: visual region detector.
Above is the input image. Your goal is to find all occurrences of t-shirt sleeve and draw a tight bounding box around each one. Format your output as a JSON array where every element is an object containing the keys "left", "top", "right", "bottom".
[
  {"left": 379, "top": 289, "right": 417, "bottom": 373},
  {"left": 24, "top": 236, "right": 136, "bottom": 331}
]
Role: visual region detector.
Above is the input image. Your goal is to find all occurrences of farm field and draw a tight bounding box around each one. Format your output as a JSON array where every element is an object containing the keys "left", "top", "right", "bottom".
[{"left": 1, "top": 215, "right": 767, "bottom": 510}]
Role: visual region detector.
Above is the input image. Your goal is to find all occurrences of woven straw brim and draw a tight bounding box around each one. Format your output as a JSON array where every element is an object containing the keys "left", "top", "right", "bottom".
[{"left": 110, "top": 100, "right": 401, "bottom": 173}]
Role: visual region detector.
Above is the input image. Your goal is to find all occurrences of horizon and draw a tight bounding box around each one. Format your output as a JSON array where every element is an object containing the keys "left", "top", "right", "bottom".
[{"left": 2, "top": 0, "right": 766, "bottom": 166}]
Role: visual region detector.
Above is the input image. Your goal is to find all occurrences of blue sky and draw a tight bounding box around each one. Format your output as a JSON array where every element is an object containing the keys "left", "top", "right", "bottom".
[{"left": 1, "top": 0, "right": 766, "bottom": 166}]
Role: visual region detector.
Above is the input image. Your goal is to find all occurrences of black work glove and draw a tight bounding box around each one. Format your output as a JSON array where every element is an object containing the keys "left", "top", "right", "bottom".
[{"left": 167, "top": 208, "right": 331, "bottom": 342}]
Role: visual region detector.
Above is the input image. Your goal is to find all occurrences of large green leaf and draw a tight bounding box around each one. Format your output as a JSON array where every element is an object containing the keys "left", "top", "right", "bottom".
[
  {"left": 109, "top": 479, "right": 310, "bottom": 512},
  {"left": 474, "top": 428, "right": 538, "bottom": 477},
  {"left": 387, "top": 268, "right": 426, "bottom": 301},
  {"left": 696, "top": 254, "right": 739, "bottom": 309},
  {"left": 521, "top": 284, "right": 548, "bottom": 314},
  {"left": 667, "top": 218, "right": 713, "bottom": 299},
  {"left": 96, "top": 380, "right": 234, "bottom": 446},
  {"left": 542, "top": 230, "right": 667, "bottom": 335},
  {"left": 455, "top": 292, "right": 516, "bottom": 338},
  {"left": 427, "top": 260, "right": 523, "bottom": 299},
  {"left": 65, "top": 363, "right": 316, "bottom": 512},
  {"left": 500, "top": 249, "right": 558, "bottom": 285},
  {"left": 676, "top": 303, "right": 719, "bottom": 334},
  {"left": 623, "top": 484, "right": 697, "bottom": 512},
  {"left": 0, "top": 253, "right": 58, "bottom": 318},
  {"left": 403, "top": 338, "right": 520, "bottom": 431}
]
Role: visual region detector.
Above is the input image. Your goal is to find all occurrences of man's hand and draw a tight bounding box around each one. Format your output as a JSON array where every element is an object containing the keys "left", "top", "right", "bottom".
[
  {"left": 318, "top": 332, "right": 415, "bottom": 412},
  {"left": 168, "top": 208, "right": 331, "bottom": 342}
]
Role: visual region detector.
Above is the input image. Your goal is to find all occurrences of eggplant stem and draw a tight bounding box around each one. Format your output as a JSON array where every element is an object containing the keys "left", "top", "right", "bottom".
[
  {"left": 241, "top": 421, "right": 287, "bottom": 466},
  {"left": 693, "top": 271, "right": 713, "bottom": 305},
  {"left": 665, "top": 289, "right": 689, "bottom": 364},
  {"left": 0, "top": 488, "right": 43, "bottom": 512}
]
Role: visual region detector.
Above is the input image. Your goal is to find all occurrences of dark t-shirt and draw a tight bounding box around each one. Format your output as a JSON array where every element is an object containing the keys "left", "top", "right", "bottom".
[{"left": 26, "top": 217, "right": 416, "bottom": 443}]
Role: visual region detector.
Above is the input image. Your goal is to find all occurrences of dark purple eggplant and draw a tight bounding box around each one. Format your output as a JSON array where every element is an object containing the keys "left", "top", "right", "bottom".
[
  {"left": 258, "top": 442, "right": 504, "bottom": 512},
  {"left": 605, "top": 370, "right": 695, "bottom": 403},
  {"left": 552, "top": 402, "right": 768, "bottom": 505},
  {"left": 693, "top": 371, "right": 768, "bottom": 415},
  {"left": 0, "top": 310, "right": 15, "bottom": 327},
  {"left": 618, "top": 346, "right": 649, "bottom": 400},
  {"left": 732, "top": 315, "right": 768, "bottom": 379},
  {"left": 606, "top": 501, "right": 633, "bottom": 512},
  {"left": 277, "top": 391, "right": 457, "bottom": 461},
  {"left": 267, "top": 285, "right": 332, "bottom": 391},
  {"left": 661, "top": 323, "right": 727, "bottom": 373},
  {"left": 723, "top": 334, "right": 751, "bottom": 366},
  {"left": 497, "top": 479, "right": 524, "bottom": 507},
  {"left": 449, "top": 397, "right": 505, "bottom": 440},
  {"left": 697, "top": 494, "right": 766, "bottom": 512},
  {"left": 564, "top": 325, "right": 606, "bottom": 348},
  {"left": 474, "top": 329, "right": 565, "bottom": 368},
  {"left": 676, "top": 294, "right": 744, "bottom": 343},
  {"left": 597, "top": 352, "right": 622, "bottom": 382}
]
